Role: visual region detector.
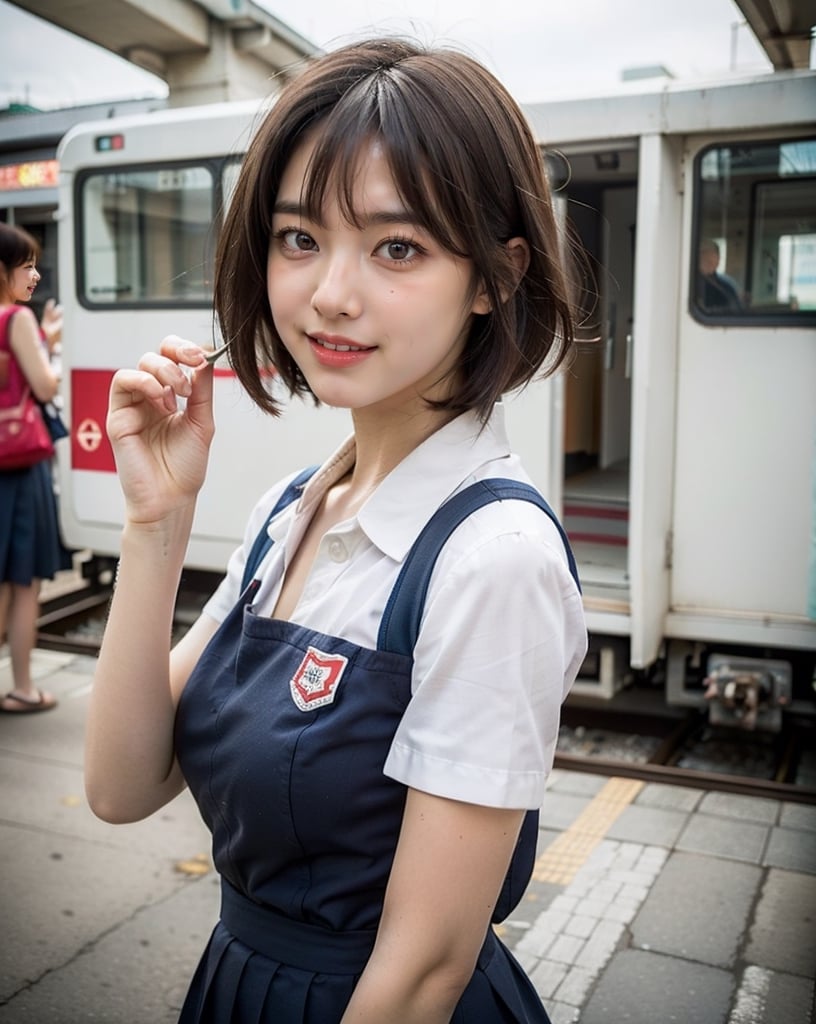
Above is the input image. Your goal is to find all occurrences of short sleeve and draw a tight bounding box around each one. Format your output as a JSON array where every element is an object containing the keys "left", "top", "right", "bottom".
[{"left": 383, "top": 505, "right": 586, "bottom": 809}]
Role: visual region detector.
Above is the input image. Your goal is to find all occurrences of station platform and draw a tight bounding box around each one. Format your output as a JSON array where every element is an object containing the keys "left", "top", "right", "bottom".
[{"left": 1, "top": 649, "right": 814, "bottom": 1023}]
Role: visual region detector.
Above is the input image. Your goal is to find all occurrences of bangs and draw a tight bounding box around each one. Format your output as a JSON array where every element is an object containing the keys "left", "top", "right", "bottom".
[{"left": 298, "top": 67, "right": 471, "bottom": 258}]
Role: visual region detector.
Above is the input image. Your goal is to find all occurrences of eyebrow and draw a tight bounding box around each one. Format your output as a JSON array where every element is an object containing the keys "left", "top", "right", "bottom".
[{"left": 272, "top": 199, "right": 420, "bottom": 228}]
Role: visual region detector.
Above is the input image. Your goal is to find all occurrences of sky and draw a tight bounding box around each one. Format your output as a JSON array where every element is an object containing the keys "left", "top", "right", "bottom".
[{"left": 0, "top": 0, "right": 776, "bottom": 111}]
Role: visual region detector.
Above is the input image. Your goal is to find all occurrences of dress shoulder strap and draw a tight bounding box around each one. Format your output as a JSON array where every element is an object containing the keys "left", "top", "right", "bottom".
[
  {"left": 0, "top": 306, "right": 23, "bottom": 398},
  {"left": 377, "top": 478, "right": 579, "bottom": 656},
  {"left": 240, "top": 465, "right": 319, "bottom": 592}
]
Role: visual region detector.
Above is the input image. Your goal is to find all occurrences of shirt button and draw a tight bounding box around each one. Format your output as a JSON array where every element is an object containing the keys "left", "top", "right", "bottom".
[{"left": 327, "top": 538, "right": 348, "bottom": 563}]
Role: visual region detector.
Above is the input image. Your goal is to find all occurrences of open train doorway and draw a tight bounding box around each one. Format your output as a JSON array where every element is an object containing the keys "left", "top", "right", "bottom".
[{"left": 554, "top": 143, "right": 638, "bottom": 598}]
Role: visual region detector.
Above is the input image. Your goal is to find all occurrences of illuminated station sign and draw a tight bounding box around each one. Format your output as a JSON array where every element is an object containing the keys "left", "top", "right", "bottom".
[{"left": 0, "top": 159, "right": 59, "bottom": 191}]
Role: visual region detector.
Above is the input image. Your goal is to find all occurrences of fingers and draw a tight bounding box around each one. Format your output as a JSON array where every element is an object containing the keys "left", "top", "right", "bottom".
[
  {"left": 107, "top": 368, "right": 173, "bottom": 427},
  {"left": 157, "top": 334, "right": 211, "bottom": 371},
  {"left": 156, "top": 336, "right": 216, "bottom": 433},
  {"left": 109, "top": 336, "right": 216, "bottom": 427}
]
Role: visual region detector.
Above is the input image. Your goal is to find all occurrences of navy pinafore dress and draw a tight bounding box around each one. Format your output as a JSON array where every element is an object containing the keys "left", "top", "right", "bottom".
[{"left": 175, "top": 476, "right": 579, "bottom": 1023}]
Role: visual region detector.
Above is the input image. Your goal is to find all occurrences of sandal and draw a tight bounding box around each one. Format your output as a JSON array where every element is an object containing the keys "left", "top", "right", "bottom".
[{"left": 0, "top": 690, "right": 58, "bottom": 714}]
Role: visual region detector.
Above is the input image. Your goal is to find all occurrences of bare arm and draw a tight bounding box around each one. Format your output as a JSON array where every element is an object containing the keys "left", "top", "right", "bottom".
[
  {"left": 9, "top": 307, "right": 58, "bottom": 402},
  {"left": 341, "top": 789, "right": 525, "bottom": 1023},
  {"left": 85, "top": 337, "right": 218, "bottom": 823}
]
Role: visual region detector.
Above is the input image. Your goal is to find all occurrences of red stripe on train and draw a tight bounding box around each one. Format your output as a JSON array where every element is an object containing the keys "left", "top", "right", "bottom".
[
  {"left": 69, "top": 364, "right": 260, "bottom": 472},
  {"left": 566, "top": 532, "right": 628, "bottom": 546},
  {"left": 70, "top": 369, "right": 117, "bottom": 473},
  {"left": 563, "top": 504, "right": 629, "bottom": 521}
]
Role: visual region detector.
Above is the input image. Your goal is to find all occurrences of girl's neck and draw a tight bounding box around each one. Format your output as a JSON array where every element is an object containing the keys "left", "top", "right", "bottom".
[{"left": 347, "top": 403, "right": 457, "bottom": 494}]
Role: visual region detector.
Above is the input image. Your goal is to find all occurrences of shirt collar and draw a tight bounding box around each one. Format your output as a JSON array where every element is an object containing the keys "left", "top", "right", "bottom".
[
  {"left": 264, "top": 437, "right": 356, "bottom": 549},
  {"left": 278, "top": 404, "right": 512, "bottom": 563}
]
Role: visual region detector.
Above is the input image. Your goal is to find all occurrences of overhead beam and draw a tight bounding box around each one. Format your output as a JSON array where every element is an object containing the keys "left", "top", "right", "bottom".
[
  {"left": 6, "top": 0, "right": 319, "bottom": 105},
  {"left": 7, "top": 0, "right": 211, "bottom": 57},
  {"left": 735, "top": 0, "right": 816, "bottom": 69}
]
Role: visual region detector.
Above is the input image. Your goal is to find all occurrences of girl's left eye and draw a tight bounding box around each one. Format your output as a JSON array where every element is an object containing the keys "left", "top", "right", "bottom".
[
  {"left": 375, "top": 238, "right": 421, "bottom": 262},
  {"left": 279, "top": 229, "right": 317, "bottom": 252}
]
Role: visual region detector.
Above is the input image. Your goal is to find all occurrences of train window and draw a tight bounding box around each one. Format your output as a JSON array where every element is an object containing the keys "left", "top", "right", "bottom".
[
  {"left": 692, "top": 137, "right": 816, "bottom": 324},
  {"left": 222, "top": 157, "right": 242, "bottom": 216},
  {"left": 78, "top": 164, "right": 215, "bottom": 307}
]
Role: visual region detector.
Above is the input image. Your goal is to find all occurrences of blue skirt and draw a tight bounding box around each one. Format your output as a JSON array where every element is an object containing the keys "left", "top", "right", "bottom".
[{"left": 0, "top": 460, "right": 71, "bottom": 584}]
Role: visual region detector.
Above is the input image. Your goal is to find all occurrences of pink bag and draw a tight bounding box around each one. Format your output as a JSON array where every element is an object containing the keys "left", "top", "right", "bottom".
[{"left": 0, "top": 385, "right": 54, "bottom": 469}]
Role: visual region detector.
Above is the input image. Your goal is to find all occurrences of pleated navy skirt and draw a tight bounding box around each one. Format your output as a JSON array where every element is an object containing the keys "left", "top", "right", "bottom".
[{"left": 0, "top": 460, "right": 70, "bottom": 584}]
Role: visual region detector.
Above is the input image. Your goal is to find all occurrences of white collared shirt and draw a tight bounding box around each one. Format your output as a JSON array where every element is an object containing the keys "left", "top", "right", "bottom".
[{"left": 203, "top": 405, "right": 587, "bottom": 809}]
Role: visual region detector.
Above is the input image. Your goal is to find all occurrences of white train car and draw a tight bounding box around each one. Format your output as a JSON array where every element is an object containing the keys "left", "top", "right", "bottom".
[{"left": 56, "top": 69, "right": 816, "bottom": 722}]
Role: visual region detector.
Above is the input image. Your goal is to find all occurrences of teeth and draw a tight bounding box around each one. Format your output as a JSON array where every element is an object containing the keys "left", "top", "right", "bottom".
[{"left": 318, "top": 339, "right": 356, "bottom": 352}]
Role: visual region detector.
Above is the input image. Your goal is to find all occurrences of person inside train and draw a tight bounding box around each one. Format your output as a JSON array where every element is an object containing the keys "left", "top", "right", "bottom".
[
  {"left": 85, "top": 38, "right": 587, "bottom": 1024},
  {"left": 697, "top": 238, "right": 744, "bottom": 313},
  {"left": 0, "top": 223, "right": 63, "bottom": 714}
]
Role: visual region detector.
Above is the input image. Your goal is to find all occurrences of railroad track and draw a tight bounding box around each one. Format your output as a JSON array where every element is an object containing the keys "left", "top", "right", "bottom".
[
  {"left": 556, "top": 708, "right": 816, "bottom": 805},
  {"left": 36, "top": 586, "right": 816, "bottom": 806},
  {"left": 36, "top": 583, "right": 113, "bottom": 656}
]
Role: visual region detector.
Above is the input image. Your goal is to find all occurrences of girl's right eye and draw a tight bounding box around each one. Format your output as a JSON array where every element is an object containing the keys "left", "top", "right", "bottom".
[{"left": 277, "top": 228, "right": 318, "bottom": 253}]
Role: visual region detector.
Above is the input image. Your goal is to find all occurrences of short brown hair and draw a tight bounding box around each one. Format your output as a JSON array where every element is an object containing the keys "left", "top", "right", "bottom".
[
  {"left": 215, "top": 37, "right": 577, "bottom": 421},
  {"left": 0, "top": 222, "right": 40, "bottom": 273}
]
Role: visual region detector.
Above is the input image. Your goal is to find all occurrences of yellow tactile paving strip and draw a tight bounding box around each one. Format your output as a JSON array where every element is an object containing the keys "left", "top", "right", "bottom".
[{"left": 533, "top": 777, "right": 645, "bottom": 885}]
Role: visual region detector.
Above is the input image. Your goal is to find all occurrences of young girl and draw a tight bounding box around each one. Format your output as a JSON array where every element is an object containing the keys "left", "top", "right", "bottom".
[
  {"left": 86, "top": 38, "right": 587, "bottom": 1023},
  {"left": 0, "top": 223, "right": 62, "bottom": 714}
]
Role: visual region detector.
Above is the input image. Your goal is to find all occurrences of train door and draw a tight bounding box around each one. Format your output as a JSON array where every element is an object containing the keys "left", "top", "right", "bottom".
[
  {"left": 671, "top": 131, "right": 816, "bottom": 645},
  {"left": 556, "top": 134, "right": 683, "bottom": 669},
  {"left": 558, "top": 145, "right": 638, "bottom": 603}
]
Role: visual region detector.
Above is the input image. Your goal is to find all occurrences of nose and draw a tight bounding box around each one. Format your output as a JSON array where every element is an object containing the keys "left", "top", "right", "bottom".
[
  {"left": 310, "top": 254, "right": 362, "bottom": 320},
  {"left": 33, "top": 268, "right": 41, "bottom": 281}
]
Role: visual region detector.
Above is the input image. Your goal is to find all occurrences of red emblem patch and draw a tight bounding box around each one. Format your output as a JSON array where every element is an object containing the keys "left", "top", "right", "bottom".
[{"left": 290, "top": 647, "right": 349, "bottom": 711}]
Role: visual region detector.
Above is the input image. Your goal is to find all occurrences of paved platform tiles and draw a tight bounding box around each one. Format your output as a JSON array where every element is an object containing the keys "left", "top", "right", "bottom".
[
  {"left": 499, "top": 770, "right": 816, "bottom": 1023},
  {"left": 1, "top": 649, "right": 814, "bottom": 1023}
]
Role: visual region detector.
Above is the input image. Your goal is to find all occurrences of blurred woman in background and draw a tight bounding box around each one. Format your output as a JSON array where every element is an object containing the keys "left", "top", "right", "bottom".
[{"left": 0, "top": 222, "right": 63, "bottom": 713}]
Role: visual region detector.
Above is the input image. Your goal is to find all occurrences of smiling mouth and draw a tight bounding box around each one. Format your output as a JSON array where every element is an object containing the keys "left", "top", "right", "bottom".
[{"left": 310, "top": 336, "right": 375, "bottom": 353}]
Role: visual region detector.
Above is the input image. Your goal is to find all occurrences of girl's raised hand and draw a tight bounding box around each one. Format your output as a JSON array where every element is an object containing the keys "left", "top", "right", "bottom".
[{"left": 107, "top": 336, "right": 216, "bottom": 526}]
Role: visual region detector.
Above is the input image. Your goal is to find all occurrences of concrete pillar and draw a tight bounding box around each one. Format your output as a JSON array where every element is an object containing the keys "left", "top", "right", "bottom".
[{"left": 164, "top": 20, "right": 288, "bottom": 105}]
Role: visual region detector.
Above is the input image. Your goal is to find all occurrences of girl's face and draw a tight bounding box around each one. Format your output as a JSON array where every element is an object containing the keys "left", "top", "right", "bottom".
[
  {"left": 267, "top": 134, "right": 488, "bottom": 420},
  {"left": 4, "top": 256, "right": 40, "bottom": 303}
]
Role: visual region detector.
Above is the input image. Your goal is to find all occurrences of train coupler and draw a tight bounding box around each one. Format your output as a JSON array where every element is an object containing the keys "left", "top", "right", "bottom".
[{"left": 703, "top": 654, "right": 792, "bottom": 731}]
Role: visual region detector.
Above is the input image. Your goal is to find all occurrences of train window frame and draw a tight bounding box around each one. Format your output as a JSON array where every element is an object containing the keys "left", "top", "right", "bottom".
[
  {"left": 75, "top": 158, "right": 224, "bottom": 310},
  {"left": 690, "top": 135, "right": 816, "bottom": 328}
]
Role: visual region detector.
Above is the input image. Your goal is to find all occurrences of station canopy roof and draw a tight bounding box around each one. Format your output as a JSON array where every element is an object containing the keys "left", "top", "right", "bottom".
[{"left": 735, "top": 0, "right": 816, "bottom": 69}]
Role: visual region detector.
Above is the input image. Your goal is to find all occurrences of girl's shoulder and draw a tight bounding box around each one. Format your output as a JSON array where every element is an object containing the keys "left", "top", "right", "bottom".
[
  {"left": 442, "top": 500, "right": 576, "bottom": 587},
  {"left": 3, "top": 304, "right": 38, "bottom": 343},
  {"left": 414, "top": 477, "right": 580, "bottom": 612},
  {"left": 0, "top": 303, "right": 23, "bottom": 338},
  {"left": 0, "top": 303, "right": 33, "bottom": 320},
  {"left": 454, "top": 466, "right": 572, "bottom": 566}
]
